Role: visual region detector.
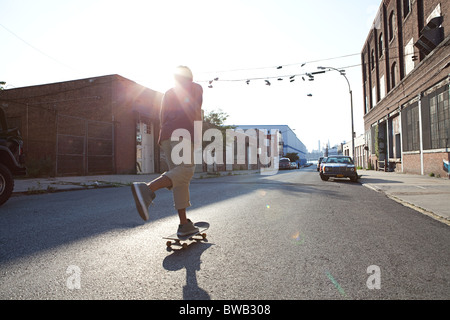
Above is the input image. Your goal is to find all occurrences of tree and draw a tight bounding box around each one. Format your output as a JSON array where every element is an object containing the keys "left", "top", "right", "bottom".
[
  {"left": 203, "top": 109, "right": 233, "bottom": 129},
  {"left": 202, "top": 109, "right": 235, "bottom": 140},
  {"left": 0, "top": 81, "right": 6, "bottom": 90},
  {"left": 285, "top": 152, "right": 299, "bottom": 162},
  {"left": 202, "top": 109, "right": 235, "bottom": 171}
]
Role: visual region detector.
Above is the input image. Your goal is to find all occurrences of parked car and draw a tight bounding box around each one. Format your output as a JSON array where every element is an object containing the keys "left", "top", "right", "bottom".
[
  {"left": 317, "top": 157, "right": 323, "bottom": 171},
  {"left": 0, "top": 107, "right": 26, "bottom": 205},
  {"left": 279, "top": 157, "right": 291, "bottom": 170},
  {"left": 290, "top": 162, "right": 298, "bottom": 169},
  {"left": 320, "top": 155, "right": 358, "bottom": 182},
  {"left": 318, "top": 157, "right": 328, "bottom": 173}
]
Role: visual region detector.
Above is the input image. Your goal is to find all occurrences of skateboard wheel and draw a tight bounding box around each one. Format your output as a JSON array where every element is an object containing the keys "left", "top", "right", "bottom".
[
  {"left": 182, "top": 243, "right": 188, "bottom": 249},
  {"left": 166, "top": 241, "right": 172, "bottom": 247},
  {"left": 201, "top": 233, "right": 207, "bottom": 239}
]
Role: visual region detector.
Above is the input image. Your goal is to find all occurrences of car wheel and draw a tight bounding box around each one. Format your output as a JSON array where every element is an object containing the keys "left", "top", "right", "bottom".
[
  {"left": 0, "top": 163, "right": 14, "bottom": 206},
  {"left": 350, "top": 175, "right": 358, "bottom": 182},
  {"left": 320, "top": 174, "right": 329, "bottom": 181}
]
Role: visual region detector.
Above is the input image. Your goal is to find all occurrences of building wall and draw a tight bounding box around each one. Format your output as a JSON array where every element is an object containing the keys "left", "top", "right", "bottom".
[
  {"left": 343, "top": 134, "right": 366, "bottom": 168},
  {"left": 112, "top": 76, "right": 162, "bottom": 174},
  {"left": 361, "top": 0, "right": 449, "bottom": 177},
  {"left": 0, "top": 75, "right": 162, "bottom": 176}
]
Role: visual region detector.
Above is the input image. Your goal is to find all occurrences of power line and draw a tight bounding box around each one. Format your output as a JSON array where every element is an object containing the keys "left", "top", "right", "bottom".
[
  {"left": 198, "top": 48, "right": 437, "bottom": 87},
  {"left": 198, "top": 63, "right": 362, "bottom": 86},
  {"left": 0, "top": 22, "right": 78, "bottom": 72},
  {"left": 197, "top": 52, "right": 361, "bottom": 75}
]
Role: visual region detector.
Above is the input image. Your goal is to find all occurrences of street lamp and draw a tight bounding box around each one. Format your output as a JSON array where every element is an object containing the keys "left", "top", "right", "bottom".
[{"left": 317, "top": 66, "right": 355, "bottom": 160}]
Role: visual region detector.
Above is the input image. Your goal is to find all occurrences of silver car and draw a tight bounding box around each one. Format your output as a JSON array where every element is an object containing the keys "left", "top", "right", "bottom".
[{"left": 320, "top": 156, "right": 358, "bottom": 182}]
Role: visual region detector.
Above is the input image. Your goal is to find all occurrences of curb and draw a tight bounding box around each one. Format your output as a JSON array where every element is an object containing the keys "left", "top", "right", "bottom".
[{"left": 12, "top": 181, "right": 125, "bottom": 197}]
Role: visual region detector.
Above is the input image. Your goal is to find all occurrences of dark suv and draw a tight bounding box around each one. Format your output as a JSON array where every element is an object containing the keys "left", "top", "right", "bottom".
[{"left": 0, "top": 107, "right": 26, "bottom": 205}]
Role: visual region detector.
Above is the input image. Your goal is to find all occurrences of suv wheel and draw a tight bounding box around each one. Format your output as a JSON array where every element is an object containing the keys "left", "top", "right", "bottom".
[{"left": 0, "top": 163, "right": 14, "bottom": 206}]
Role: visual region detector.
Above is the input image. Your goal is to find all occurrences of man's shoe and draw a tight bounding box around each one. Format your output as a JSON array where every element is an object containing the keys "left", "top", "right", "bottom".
[
  {"left": 177, "top": 219, "right": 199, "bottom": 237},
  {"left": 131, "top": 183, "right": 155, "bottom": 221}
]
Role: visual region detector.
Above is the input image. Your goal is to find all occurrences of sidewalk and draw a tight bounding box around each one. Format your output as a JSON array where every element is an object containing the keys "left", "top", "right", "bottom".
[
  {"left": 12, "top": 170, "right": 260, "bottom": 194},
  {"left": 359, "top": 170, "right": 450, "bottom": 225}
]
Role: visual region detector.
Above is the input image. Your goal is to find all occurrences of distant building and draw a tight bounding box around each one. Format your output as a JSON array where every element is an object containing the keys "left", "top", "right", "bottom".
[
  {"left": 235, "top": 125, "right": 307, "bottom": 165},
  {"left": 361, "top": 0, "right": 449, "bottom": 177},
  {"left": 327, "top": 146, "right": 340, "bottom": 156},
  {"left": 0, "top": 75, "right": 163, "bottom": 176},
  {"left": 343, "top": 134, "right": 366, "bottom": 168}
]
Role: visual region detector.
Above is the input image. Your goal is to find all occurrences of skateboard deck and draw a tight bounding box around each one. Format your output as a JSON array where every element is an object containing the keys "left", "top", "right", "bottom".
[{"left": 163, "top": 221, "right": 209, "bottom": 249}]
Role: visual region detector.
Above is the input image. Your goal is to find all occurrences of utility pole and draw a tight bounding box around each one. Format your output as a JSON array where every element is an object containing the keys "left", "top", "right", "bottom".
[{"left": 317, "top": 66, "right": 355, "bottom": 160}]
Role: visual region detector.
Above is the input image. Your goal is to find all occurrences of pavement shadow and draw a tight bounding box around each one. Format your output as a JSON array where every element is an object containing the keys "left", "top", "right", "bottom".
[
  {"left": 162, "top": 242, "right": 213, "bottom": 300},
  {"left": 358, "top": 176, "right": 403, "bottom": 185}
]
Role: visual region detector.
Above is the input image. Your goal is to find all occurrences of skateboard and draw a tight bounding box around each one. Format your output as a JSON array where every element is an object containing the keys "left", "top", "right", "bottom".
[{"left": 163, "top": 221, "right": 209, "bottom": 250}]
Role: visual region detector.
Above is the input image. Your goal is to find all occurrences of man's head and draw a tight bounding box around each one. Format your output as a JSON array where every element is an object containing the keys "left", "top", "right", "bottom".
[{"left": 174, "top": 66, "right": 193, "bottom": 85}]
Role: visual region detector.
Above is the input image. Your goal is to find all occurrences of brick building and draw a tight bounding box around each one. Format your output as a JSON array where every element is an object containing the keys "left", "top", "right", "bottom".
[
  {"left": 0, "top": 75, "right": 163, "bottom": 176},
  {"left": 362, "top": 0, "right": 449, "bottom": 177}
]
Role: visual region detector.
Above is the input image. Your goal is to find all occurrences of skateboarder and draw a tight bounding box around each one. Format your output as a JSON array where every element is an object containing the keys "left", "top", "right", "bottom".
[{"left": 131, "top": 66, "right": 203, "bottom": 236}]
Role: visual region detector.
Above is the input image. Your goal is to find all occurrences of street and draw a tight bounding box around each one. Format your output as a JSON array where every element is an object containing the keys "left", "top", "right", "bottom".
[{"left": 1, "top": 167, "right": 450, "bottom": 300}]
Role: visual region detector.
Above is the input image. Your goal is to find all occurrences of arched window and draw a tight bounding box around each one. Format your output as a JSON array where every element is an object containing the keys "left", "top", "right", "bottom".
[
  {"left": 391, "top": 62, "right": 397, "bottom": 88},
  {"left": 388, "top": 11, "right": 395, "bottom": 41},
  {"left": 378, "top": 33, "right": 384, "bottom": 58},
  {"left": 403, "top": 0, "right": 411, "bottom": 18}
]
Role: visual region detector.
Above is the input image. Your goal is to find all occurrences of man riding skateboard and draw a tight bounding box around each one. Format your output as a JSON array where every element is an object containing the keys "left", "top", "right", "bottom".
[{"left": 131, "top": 66, "right": 203, "bottom": 236}]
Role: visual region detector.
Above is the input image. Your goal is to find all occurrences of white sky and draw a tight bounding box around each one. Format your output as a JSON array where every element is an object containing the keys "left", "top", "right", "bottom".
[{"left": 0, "top": 0, "right": 380, "bottom": 152}]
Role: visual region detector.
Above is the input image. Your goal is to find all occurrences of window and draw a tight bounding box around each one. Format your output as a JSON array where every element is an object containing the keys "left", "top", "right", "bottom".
[
  {"left": 389, "top": 11, "right": 395, "bottom": 41},
  {"left": 378, "top": 33, "right": 384, "bottom": 58},
  {"left": 391, "top": 62, "right": 397, "bottom": 88},
  {"left": 429, "top": 88, "right": 450, "bottom": 149},
  {"left": 402, "top": 102, "right": 420, "bottom": 151},
  {"left": 371, "top": 49, "right": 375, "bottom": 70},
  {"left": 372, "top": 86, "right": 377, "bottom": 107},
  {"left": 380, "top": 75, "right": 385, "bottom": 100},
  {"left": 403, "top": 0, "right": 411, "bottom": 19},
  {"left": 404, "top": 38, "right": 415, "bottom": 75},
  {"left": 365, "top": 95, "right": 369, "bottom": 114}
]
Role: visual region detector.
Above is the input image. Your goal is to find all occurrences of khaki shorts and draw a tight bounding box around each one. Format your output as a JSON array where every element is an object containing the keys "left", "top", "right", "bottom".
[{"left": 160, "top": 139, "right": 196, "bottom": 210}]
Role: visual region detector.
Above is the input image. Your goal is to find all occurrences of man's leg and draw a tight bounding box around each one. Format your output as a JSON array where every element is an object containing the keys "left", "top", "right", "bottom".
[
  {"left": 173, "top": 184, "right": 198, "bottom": 236},
  {"left": 177, "top": 208, "right": 188, "bottom": 225},
  {"left": 148, "top": 175, "right": 172, "bottom": 192}
]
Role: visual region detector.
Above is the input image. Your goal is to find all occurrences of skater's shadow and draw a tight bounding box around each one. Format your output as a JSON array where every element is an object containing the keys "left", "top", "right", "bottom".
[{"left": 162, "top": 242, "right": 213, "bottom": 300}]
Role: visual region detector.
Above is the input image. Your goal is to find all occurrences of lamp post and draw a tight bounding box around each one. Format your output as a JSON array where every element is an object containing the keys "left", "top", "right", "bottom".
[{"left": 317, "top": 66, "right": 355, "bottom": 160}]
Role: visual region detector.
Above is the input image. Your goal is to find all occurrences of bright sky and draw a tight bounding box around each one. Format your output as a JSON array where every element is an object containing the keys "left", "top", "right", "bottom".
[{"left": 1, "top": 0, "right": 381, "bottom": 152}]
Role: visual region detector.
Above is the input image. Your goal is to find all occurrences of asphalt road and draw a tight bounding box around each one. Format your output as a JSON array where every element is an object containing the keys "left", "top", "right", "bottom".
[{"left": 1, "top": 167, "right": 450, "bottom": 300}]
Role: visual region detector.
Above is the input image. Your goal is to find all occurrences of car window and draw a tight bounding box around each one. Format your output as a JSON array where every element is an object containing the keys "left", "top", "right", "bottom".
[{"left": 326, "top": 157, "right": 353, "bottom": 164}]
